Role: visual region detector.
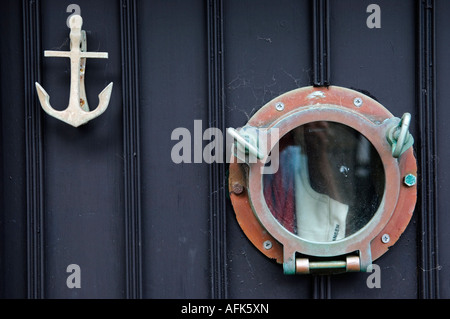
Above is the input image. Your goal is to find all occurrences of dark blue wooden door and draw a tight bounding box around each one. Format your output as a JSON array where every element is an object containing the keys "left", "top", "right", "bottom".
[{"left": 0, "top": 0, "right": 445, "bottom": 299}]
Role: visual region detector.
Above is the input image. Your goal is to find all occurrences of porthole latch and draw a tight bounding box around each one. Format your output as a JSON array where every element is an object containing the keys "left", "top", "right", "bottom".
[
  {"left": 227, "top": 127, "right": 265, "bottom": 162},
  {"left": 386, "top": 112, "right": 414, "bottom": 158}
]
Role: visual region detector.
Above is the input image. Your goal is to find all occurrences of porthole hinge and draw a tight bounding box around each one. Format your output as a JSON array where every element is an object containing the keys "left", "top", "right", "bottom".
[{"left": 295, "top": 255, "right": 361, "bottom": 274}]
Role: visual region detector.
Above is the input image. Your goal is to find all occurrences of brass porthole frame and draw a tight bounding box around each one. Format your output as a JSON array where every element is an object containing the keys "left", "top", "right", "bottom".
[{"left": 228, "top": 86, "right": 417, "bottom": 275}]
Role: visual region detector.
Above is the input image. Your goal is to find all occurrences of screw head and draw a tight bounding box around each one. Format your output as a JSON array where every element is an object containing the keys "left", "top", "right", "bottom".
[
  {"left": 353, "top": 97, "right": 363, "bottom": 107},
  {"left": 381, "top": 234, "right": 390, "bottom": 244},
  {"left": 275, "top": 102, "right": 285, "bottom": 111},
  {"left": 263, "top": 240, "right": 272, "bottom": 250},
  {"left": 404, "top": 174, "right": 417, "bottom": 187},
  {"left": 232, "top": 182, "right": 244, "bottom": 195}
]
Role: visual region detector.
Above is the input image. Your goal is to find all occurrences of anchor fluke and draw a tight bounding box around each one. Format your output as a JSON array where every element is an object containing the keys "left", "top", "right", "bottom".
[{"left": 35, "top": 81, "right": 113, "bottom": 128}]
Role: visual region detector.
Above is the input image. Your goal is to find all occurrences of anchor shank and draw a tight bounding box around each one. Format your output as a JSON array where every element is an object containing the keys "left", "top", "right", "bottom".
[{"left": 68, "top": 49, "right": 82, "bottom": 114}]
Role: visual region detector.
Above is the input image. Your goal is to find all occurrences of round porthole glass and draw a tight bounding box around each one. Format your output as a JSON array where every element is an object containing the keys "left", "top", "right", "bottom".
[{"left": 263, "top": 121, "right": 385, "bottom": 243}]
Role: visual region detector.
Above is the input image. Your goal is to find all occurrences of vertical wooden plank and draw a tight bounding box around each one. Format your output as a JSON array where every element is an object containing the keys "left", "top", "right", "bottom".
[
  {"left": 207, "top": 0, "right": 228, "bottom": 299},
  {"left": 120, "top": 0, "right": 143, "bottom": 299},
  {"left": 417, "top": 0, "right": 439, "bottom": 299},
  {"left": 139, "top": 0, "right": 210, "bottom": 298},
  {"left": 329, "top": 0, "right": 417, "bottom": 298},
  {"left": 40, "top": 0, "right": 125, "bottom": 298},
  {"left": 22, "top": 0, "right": 45, "bottom": 299},
  {"left": 435, "top": 0, "right": 450, "bottom": 299},
  {"left": 0, "top": 0, "right": 27, "bottom": 299}
]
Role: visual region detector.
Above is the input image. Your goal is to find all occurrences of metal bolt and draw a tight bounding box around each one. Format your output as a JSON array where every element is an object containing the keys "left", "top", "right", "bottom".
[
  {"left": 353, "top": 97, "right": 363, "bottom": 107},
  {"left": 404, "top": 174, "right": 417, "bottom": 187},
  {"left": 381, "top": 234, "right": 390, "bottom": 244},
  {"left": 263, "top": 240, "right": 272, "bottom": 250},
  {"left": 275, "top": 102, "right": 285, "bottom": 111},
  {"left": 232, "top": 182, "right": 244, "bottom": 195}
]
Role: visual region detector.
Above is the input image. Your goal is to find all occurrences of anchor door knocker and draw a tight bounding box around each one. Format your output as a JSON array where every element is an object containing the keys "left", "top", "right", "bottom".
[{"left": 35, "top": 14, "right": 113, "bottom": 127}]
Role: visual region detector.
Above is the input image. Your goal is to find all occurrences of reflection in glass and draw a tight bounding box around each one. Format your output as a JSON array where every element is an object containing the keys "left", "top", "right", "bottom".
[{"left": 263, "top": 122, "right": 385, "bottom": 243}]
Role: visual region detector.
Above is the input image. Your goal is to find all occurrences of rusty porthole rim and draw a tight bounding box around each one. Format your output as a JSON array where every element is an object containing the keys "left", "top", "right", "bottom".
[{"left": 246, "top": 105, "right": 401, "bottom": 266}]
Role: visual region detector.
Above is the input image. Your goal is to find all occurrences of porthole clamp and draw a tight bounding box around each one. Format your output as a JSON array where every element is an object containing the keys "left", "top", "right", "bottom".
[
  {"left": 386, "top": 112, "right": 414, "bottom": 158},
  {"left": 228, "top": 86, "right": 418, "bottom": 276},
  {"left": 227, "top": 127, "right": 265, "bottom": 162}
]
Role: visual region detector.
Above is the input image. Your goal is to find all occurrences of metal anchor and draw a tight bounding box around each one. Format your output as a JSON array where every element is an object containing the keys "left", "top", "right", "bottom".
[{"left": 35, "top": 15, "right": 113, "bottom": 127}]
